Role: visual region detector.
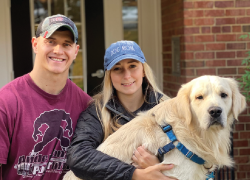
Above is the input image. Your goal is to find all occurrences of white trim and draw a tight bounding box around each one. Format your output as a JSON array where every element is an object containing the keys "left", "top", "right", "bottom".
[
  {"left": 137, "top": 0, "right": 163, "bottom": 90},
  {"left": 29, "top": 0, "right": 35, "bottom": 63},
  {"left": 103, "top": 0, "right": 123, "bottom": 49},
  {"left": 0, "top": 0, "right": 13, "bottom": 88},
  {"left": 81, "top": 0, "right": 88, "bottom": 92}
]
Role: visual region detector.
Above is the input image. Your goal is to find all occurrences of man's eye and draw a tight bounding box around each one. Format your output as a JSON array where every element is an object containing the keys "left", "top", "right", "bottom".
[
  {"left": 221, "top": 93, "right": 228, "bottom": 98},
  {"left": 196, "top": 95, "right": 203, "bottom": 100}
]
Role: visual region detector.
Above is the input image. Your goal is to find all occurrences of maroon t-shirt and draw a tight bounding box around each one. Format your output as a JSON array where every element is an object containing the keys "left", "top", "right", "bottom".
[{"left": 0, "top": 74, "right": 91, "bottom": 180}]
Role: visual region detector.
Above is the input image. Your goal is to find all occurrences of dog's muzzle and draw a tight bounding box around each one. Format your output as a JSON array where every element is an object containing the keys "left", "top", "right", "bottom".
[{"left": 208, "top": 106, "right": 223, "bottom": 127}]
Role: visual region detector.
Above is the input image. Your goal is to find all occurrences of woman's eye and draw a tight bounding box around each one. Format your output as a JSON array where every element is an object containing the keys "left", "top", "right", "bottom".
[
  {"left": 221, "top": 93, "right": 228, "bottom": 98},
  {"left": 113, "top": 67, "right": 120, "bottom": 71},
  {"left": 130, "top": 64, "right": 136, "bottom": 68},
  {"left": 196, "top": 96, "right": 203, "bottom": 100}
]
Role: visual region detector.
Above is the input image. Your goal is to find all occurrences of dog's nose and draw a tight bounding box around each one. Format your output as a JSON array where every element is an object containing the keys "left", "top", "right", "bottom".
[{"left": 208, "top": 107, "right": 222, "bottom": 118}]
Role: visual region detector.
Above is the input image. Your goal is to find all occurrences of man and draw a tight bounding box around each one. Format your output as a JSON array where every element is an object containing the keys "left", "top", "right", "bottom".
[{"left": 0, "top": 14, "right": 91, "bottom": 179}]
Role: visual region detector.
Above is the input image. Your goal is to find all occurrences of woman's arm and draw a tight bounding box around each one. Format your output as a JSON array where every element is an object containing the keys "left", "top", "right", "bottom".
[{"left": 66, "top": 108, "right": 136, "bottom": 180}]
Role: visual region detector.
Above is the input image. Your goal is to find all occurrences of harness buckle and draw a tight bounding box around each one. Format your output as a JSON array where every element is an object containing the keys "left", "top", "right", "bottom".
[{"left": 161, "top": 125, "right": 172, "bottom": 133}]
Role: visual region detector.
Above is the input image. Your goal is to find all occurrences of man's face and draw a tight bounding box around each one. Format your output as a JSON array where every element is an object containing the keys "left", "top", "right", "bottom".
[{"left": 32, "top": 30, "right": 79, "bottom": 75}]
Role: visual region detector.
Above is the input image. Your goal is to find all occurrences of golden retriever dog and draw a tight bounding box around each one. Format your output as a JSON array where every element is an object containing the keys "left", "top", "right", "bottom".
[{"left": 64, "top": 75, "right": 246, "bottom": 180}]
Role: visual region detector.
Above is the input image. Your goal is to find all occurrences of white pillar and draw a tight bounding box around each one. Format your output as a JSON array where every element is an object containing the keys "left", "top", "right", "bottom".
[{"left": 0, "top": 0, "right": 13, "bottom": 88}]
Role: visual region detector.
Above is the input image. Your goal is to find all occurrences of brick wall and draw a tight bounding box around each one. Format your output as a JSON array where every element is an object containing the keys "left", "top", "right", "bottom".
[{"left": 161, "top": 0, "right": 250, "bottom": 179}]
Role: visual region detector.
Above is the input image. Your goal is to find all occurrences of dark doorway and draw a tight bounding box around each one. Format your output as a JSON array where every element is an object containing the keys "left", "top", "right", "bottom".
[
  {"left": 85, "top": 0, "right": 105, "bottom": 96},
  {"left": 11, "top": 0, "right": 33, "bottom": 78}
]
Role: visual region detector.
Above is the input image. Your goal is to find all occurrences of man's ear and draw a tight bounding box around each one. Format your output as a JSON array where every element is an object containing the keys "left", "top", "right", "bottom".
[
  {"left": 32, "top": 37, "right": 38, "bottom": 54},
  {"left": 226, "top": 78, "right": 247, "bottom": 120},
  {"left": 175, "top": 82, "right": 192, "bottom": 125},
  {"left": 74, "top": 44, "right": 80, "bottom": 59}
]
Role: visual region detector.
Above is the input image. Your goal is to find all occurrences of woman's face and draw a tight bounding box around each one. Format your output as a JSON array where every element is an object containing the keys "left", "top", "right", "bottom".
[{"left": 110, "top": 59, "right": 145, "bottom": 98}]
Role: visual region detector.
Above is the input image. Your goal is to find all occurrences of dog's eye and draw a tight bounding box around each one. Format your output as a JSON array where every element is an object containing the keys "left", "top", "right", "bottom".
[
  {"left": 221, "top": 93, "right": 228, "bottom": 98},
  {"left": 196, "top": 96, "right": 203, "bottom": 100}
]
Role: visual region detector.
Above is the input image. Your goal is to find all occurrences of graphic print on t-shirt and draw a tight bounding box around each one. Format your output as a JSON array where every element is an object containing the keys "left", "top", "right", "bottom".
[{"left": 14, "top": 109, "right": 73, "bottom": 178}]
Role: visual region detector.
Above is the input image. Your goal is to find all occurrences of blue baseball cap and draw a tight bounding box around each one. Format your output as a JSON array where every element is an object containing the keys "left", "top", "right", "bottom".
[{"left": 104, "top": 41, "right": 146, "bottom": 71}]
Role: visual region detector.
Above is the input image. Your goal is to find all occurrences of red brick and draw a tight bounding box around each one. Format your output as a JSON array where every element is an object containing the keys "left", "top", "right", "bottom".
[
  {"left": 246, "top": 124, "right": 250, "bottom": 130},
  {"left": 227, "top": 43, "right": 246, "bottom": 50},
  {"left": 234, "top": 140, "right": 249, "bottom": 147},
  {"left": 184, "top": 2, "right": 193, "bottom": 9},
  {"left": 204, "top": 10, "right": 224, "bottom": 17},
  {"left": 206, "top": 60, "right": 226, "bottom": 66},
  {"left": 222, "top": 26, "right": 231, "bottom": 33},
  {"left": 235, "top": 123, "right": 245, "bottom": 131},
  {"left": 237, "top": 172, "right": 247, "bottom": 179},
  {"left": 184, "top": 19, "right": 193, "bottom": 26},
  {"left": 184, "top": 61, "right": 204, "bottom": 68},
  {"left": 237, "top": 17, "right": 250, "bottom": 24},
  {"left": 163, "top": 45, "right": 171, "bottom": 52},
  {"left": 216, "top": 52, "right": 235, "bottom": 58},
  {"left": 234, "top": 132, "right": 239, "bottom": 139},
  {"left": 196, "top": 68, "right": 216, "bottom": 75},
  {"left": 218, "top": 68, "right": 237, "bottom": 75},
  {"left": 238, "top": 67, "right": 247, "bottom": 74},
  {"left": 227, "top": 59, "right": 244, "bottom": 66},
  {"left": 237, "top": 34, "right": 250, "bottom": 41},
  {"left": 239, "top": 116, "right": 250, "bottom": 123},
  {"left": 240, "top": 132, "right": 250, "bottom": 139},
  {"left": 226, "top": 9, "right": 245, "bottom": 16},
  {"left": 180, "top": 36, "right": 193, "bottom": 43},
  {"left": 212, "top": 26, "right": 221, "bottom": 33},
  {"left": 184, "top": 10, "right": 203, "bottom": 18},
  {"left": 184, "top": 27, "right": 199, "bottom": 34},
  {"left": 232, "top": 26, "right": 242, "bottom": 32},
  {"left": 247, "top": 9, "right": 250, "bottom": 15},
  {"left": 237, "top": 50, "right": 249, "bottom": 58},
  {"left": 195, "top": 35, "right": 214, "bottom": 42},
  {"left": 206, "top": 43, "right": 226, "bottom": 50},
  {"left": 181, "top": 52, "right": 194, "bottom": 60},
  {"left": 185, "top": 44, "right": 205, "bottom": 51},
  {"left": 217, "top": 34, "right": 236, "bottom": 41},
  {"left": 216, "top": 18, "right": 235, "bottom": 25},
  {"left": 194, "top": 1, "right": 214, "bottom": 8},
  {"left": 239, "top": 149, "right": 250, "bottom": 156},
  {"left": 235, "top": 157, "right": 249, "bottom": 164},
  {"left": 195, "top": 18, "right": 214, "bottom": 25},
  {"left": 202, "top": 27, "right": 210, "bottom": 33},
  {"left": 195, "top": 52, "right": 215, "bottom": 59},
  {"left": 236, "top": 1, "right": 250, "bottom": 7},
  {"left": 215, "top": 1, "right": 234, "bottom": 8},
  {"left": 181, "top": 69, "right": 195, "bottom": 76}
]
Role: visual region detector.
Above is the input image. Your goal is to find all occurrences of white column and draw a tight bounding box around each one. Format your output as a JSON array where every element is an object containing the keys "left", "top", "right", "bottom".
[
  {"left": 103, "top": 0, "right": 123, "bottom": 49},
  {"left": 0, "top": 0, "right": 13, "bottom": 88},
  {"left": 138, "top": 0, "right": 163, "bottom": 90}
]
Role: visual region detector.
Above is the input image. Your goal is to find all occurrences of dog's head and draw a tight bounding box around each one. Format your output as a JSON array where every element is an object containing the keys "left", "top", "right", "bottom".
[{"left": 176, "top": 76, "right": 246, "bottom": 130}]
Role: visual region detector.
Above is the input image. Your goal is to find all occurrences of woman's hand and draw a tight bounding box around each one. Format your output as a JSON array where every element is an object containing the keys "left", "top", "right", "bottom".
[
  {"left": 132, "top": 163, "right": 178, "bottom": 180},
  {"left": 132, "top": 146, "right": 160, "bottom": 169}
]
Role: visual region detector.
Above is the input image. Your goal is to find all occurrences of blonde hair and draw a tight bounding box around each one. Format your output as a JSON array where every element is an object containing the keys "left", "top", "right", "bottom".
[{"left": 92, "top": 62, "right": 169, "bottom": 140}]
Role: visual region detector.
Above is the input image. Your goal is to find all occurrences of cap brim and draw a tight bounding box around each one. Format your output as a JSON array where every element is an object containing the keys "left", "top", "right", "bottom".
[
  {"left": 106, "top": 54, "right": 145, "bottom": 70},
  {"left": 44, "top": 24, "right": 77, "bottom": 43}
]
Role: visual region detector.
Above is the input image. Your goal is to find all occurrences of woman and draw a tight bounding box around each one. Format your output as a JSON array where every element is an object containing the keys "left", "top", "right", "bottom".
[{"left": 66, "top": 41, "right": 176, "bottom": 180}]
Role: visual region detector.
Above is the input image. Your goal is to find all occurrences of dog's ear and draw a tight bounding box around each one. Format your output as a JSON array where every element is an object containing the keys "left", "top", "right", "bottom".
[
  {"left": 226, "top": 78, "right": 247, "bottom": 120},
  {"left": 175, "top": 82, "right": 192, "bottom": 125}
]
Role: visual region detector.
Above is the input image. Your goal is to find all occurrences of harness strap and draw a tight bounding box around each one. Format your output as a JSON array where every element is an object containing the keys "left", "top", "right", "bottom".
[
  {"left": 176, "top": 142, "right": 205, "bottom": 165},
  {"left": 158, "top": 124, "right": 214, "bottom": 179}
]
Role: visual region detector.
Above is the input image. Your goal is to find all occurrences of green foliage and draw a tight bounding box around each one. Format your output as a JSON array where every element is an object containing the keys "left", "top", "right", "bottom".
[{"left": 239, "top": 33, "right": 250, "bottom": 101}]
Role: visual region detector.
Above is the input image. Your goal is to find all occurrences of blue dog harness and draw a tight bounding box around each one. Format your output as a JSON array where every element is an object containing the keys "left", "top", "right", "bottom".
[{"left": 157, "top": 124, "right": 214, "bottom": 180}]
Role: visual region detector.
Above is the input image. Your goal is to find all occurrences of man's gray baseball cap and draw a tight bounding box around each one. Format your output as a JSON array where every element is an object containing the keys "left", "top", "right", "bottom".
[{"left": 35, "top": 14, "right": 78, "bottom": 43}]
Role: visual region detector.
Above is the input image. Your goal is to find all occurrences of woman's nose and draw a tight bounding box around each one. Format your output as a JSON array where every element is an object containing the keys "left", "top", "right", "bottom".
[{"left": 124, "top": 69, "right": 131, "bottom": 79}]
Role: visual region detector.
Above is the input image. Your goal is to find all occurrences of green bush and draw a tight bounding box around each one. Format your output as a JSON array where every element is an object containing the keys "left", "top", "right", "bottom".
[{"left": 239, "top": 34, "right": 250, "bottom": 102}]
